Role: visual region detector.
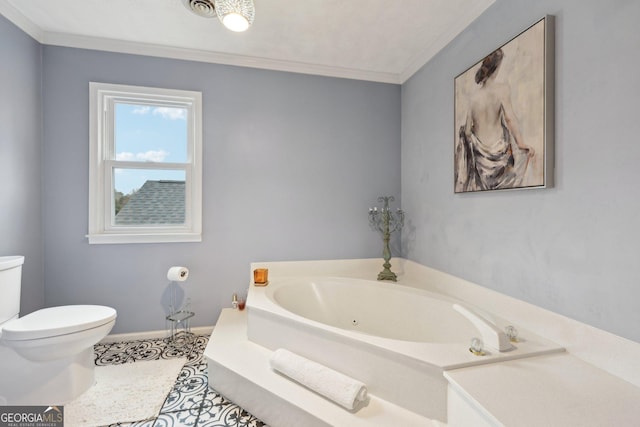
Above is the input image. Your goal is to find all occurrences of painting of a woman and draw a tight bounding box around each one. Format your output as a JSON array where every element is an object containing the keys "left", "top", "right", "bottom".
[{"left": 454, "top": 18, "right": 550, "bottom": 193}]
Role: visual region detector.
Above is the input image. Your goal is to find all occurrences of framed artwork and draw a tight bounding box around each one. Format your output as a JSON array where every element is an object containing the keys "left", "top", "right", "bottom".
[{"left": 454, "top": 15, "right": 554, "bottom": 193}]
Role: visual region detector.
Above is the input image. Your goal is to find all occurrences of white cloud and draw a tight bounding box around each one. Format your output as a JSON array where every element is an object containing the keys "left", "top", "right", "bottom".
[
  {"left": 116, "top": 150, "right": 169, "bottom": 162},
  {"left": 138, "top": 150, "right": 170, "bottom": 162},
  {"left": 153, "top": 107, "right": 186, "bottom": 120},
  {"left": 129, "top": 105, "right": 186, "bottom": 120},
  {"left": 132, "top": 106, "right": 151, "bottom": 115},
  {"left": 116, "top": 152, "right": 135, "bottom": 161}
]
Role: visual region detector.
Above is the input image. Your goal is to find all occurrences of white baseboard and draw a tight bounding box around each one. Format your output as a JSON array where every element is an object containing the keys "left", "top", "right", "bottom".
[{"left": 100, "top": 325, "right": 215, "bottom": 343}]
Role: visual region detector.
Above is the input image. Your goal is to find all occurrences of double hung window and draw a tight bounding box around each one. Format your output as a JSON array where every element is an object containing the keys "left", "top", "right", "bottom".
[{"left": 88, "top": 83, "right": 202, "bottom": 244}]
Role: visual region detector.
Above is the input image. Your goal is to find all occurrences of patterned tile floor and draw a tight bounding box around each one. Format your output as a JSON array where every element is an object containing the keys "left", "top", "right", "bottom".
[{"left": 93, "top": 333, "right": 268, "bottom": 427}]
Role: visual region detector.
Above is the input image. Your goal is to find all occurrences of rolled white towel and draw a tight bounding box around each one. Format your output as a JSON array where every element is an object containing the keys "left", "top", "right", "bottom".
[{"left": 269, "top": 348, "right": 368, "bottom": 410}]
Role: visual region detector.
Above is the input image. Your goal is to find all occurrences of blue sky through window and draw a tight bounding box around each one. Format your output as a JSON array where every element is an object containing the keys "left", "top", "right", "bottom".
[{"left": 114, "top": 103, "right": 188, "bottom": 194}]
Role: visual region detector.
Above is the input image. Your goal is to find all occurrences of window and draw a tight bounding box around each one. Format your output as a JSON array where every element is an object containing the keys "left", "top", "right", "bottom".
[{"left": 88, "top": 83, "right": 202, "bottom": 244}]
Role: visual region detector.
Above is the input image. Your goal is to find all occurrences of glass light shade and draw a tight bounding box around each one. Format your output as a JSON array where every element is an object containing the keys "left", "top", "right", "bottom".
[
  {"left": 214, "top": 0, "right": 255, "bottom": 32},
  {"left": 223, "top": 12, "right": 249, "bottom": 32}
]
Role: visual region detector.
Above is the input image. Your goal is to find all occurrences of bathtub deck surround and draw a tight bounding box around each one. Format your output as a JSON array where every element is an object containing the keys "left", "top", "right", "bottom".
[
  {"left": 206, "top": 309, "right": 435, "bottom": 427},
  {"left": 445, "top": 353, "right": 640, "bottom": 427},
  {"left": 398, "top": 259, "right": 640, "bottom": 388},
  {"left": 204, "top": 258, "right": 640, "bottom": 426},
  {"left": 246, "top": 276, "right": 562, "bottom": 421},
  {"left": 250, "top": 257, "right": 640, "bottom": 387}
]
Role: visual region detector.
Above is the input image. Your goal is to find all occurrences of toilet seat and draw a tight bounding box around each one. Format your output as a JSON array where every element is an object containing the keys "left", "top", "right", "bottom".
[{"left": 2, "top": 305, "right": 117, "bottom": 341}]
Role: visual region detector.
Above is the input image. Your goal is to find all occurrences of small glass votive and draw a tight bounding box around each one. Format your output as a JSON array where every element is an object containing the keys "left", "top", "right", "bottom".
[
  {"left": 254, "top": 268, "right": 268, "bottom": 285},
  {"left": 238, "top": 292, "right": 247, "bottom": 311}
]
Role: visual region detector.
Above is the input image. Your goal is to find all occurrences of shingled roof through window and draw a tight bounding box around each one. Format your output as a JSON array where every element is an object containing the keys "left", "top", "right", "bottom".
[{"left": 115, "top": 180, "right": 185, "bottom": 225}]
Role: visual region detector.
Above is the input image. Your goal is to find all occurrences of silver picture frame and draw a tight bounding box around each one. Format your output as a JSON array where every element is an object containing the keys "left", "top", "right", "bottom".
[{"left": 454, "top": 15, "right": 555, "bottom": 193}]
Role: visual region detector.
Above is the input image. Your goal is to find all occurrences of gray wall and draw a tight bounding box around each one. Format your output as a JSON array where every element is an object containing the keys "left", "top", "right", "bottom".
[
  {"left": 42, "top": 47, "right": 400, "bottom": 333},
  {"left": 6, "top": 0, "right": 636, "bottom": 343},
  {"left": 0, "top": 15, "right": 44, "bottom": 315},
  {"left": 402, "top": 0, "right": 640, "bottom": 342}
]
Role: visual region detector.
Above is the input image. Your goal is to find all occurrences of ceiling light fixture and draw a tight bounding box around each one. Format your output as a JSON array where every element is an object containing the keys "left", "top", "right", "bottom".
[
  {"left": 213, "top": 0, "right": 255, "bottom": 32},
  {"left": 182, "top": 0, "right": 255, "bottom": 32}
]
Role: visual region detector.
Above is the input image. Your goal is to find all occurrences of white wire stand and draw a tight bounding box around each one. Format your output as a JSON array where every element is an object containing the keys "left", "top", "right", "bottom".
[{"left": 166, "top": 309, "right": 195, "bottom": 347}]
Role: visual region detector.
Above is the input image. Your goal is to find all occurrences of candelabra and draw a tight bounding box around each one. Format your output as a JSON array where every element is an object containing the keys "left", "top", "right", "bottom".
[{"left": 369, "top": 196, "right": 405, "bottom": 281}]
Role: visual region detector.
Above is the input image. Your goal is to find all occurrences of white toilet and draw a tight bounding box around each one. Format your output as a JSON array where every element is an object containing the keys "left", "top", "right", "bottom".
[{"left": 0, "top": 255, "right": 117, "bottom": 405}]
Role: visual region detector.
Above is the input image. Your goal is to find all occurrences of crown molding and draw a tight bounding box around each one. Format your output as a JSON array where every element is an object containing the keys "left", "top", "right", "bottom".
[
  {"left": 2, "top": 0, "right": 495, "bottom": 85},
  {"left": 41, "top": 31, "right": 402, "bottom": 84},
  {"left": 0, "top": 1, "right": 43, "bottom": 42},
  {"left": 0, "top": 0, "right": 401, "bottom": 85}
]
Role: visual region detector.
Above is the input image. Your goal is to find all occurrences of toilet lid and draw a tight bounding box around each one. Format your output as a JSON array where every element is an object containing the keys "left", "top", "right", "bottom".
[{"left": 2, "top": 305, "right": 117, "bottom": 341}]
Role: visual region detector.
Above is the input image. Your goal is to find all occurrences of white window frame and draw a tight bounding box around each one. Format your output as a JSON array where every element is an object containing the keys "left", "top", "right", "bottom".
[{"left": 88, "top": 82, "right": 202, "bottom": 244}]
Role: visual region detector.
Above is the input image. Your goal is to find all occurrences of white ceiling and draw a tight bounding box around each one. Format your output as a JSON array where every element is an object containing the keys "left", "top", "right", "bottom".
[{"left": 0, "top": 0, "right": 494, "bottom": 84}]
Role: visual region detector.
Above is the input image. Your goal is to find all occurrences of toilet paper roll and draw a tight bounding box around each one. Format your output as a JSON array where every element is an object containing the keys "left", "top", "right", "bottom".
[{"left": 167, "top": 266, "right": 189, "bottom": 282}]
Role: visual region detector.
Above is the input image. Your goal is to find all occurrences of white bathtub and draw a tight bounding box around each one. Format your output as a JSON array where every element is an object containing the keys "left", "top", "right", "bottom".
[{"left": 247, "top": 277, "right": 563, "bottom": 421}]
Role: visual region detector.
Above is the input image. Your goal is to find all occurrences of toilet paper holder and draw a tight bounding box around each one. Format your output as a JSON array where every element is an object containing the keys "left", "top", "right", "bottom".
[
  {"left": 166, "top": 266, "right": 194, "bottom": 346},
  {"left": 166, "top": 301, "right": 194, "bottom": 346}
]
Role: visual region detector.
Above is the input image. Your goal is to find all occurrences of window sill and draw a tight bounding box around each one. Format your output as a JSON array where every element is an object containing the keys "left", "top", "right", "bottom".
[{"left": 87, "top": 233, "right": 202, "bottom": 245}]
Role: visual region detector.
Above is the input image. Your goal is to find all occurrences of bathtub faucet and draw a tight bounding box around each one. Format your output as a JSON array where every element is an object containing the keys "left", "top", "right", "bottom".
[
  {"left": 369, "top": 196, "right": 404, "bottom": 281},
  {"left": 453, "top": 304, "right": 514, "bottom": 352}
]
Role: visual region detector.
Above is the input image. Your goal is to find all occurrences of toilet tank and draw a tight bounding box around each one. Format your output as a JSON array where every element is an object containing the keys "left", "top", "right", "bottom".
[{"left": 0, "top": 256, "right": 25, "bottom": 325}]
